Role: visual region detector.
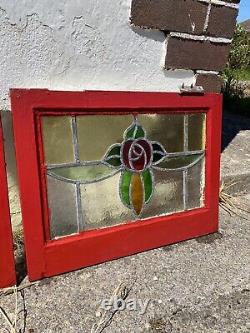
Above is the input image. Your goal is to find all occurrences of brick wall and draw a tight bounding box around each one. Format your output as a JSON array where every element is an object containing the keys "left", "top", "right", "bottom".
[{"left": 130, "top": 0, "right": 240, "bottom": 92}]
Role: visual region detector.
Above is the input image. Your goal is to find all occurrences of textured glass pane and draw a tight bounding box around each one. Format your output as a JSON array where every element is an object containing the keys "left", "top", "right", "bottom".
[
  {"left": 141, "top": 169, "right": 184, "bottom": 218},
  {"left": 187, "top": 159, "right": 205, "bottom": 209},
  {"left": 80, "top": 173, "right": 134, "bottom": 231},
  {"left": 77, "top": 115, "right": 133, "bottom": 161},
  {"left": 188, "top": 113, "right": 206, "bottom": 151},
  {"left": 47, "top": 176, "right": 78, "bottom": 238},
  {"left": 138, "top": 114, "right": 184, "bottom": 152},
  {"left": 42, "top": 116, "right": 74, "bottom": 165}
]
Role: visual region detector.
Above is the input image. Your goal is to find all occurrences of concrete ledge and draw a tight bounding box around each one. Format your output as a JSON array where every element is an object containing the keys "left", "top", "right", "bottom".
[{"left": 222, "top": 173, "right": 250, "bottom": 196}]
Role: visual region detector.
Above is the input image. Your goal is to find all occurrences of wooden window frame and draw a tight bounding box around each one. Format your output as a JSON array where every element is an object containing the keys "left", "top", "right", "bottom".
[{"left": 11, "top": 89, "right": 222, "bottom": 281}]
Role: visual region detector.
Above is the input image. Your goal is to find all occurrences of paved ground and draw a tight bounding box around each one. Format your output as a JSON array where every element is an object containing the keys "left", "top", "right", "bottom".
[
  {"left": 0, "top": 111, "right": 249, "bottom": 333},
  {"left": 0, "top": 199, "right": 249, "bottom": 333}
]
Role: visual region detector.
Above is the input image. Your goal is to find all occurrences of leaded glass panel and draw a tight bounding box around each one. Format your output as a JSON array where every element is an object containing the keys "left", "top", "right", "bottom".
[{"left": 41, "top": 113, "right": 206, "bottom": 239}]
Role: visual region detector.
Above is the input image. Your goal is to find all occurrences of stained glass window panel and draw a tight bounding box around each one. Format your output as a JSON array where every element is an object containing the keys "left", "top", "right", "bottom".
[{"left": 41, "top": 113, "right": 206, "bottom": 239}]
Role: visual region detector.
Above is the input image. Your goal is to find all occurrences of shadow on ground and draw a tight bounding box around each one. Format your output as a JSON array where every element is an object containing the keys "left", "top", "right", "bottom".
[{"left": 222, "top": 109, "right": 250, "bottom": 152}]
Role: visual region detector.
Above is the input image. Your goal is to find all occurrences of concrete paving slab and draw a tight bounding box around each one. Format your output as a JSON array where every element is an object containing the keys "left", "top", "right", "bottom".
[{"left": 0, "top": 202, "right": 249, "bottom": 333}]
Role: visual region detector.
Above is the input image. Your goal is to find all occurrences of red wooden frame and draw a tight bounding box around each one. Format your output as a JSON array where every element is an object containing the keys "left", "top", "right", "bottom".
[
  {"left": 11, "top": 89, "right": 222, "bottom": 282},
  {"left": 0, "top": 116, "right": 16, "bottom": 288}
]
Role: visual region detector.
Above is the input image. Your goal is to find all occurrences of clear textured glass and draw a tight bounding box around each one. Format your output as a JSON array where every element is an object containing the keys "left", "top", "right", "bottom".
[
  {"left": 138, "top": 114, "right": 184, "bottom": 152},
  {"left": 77, "top": 115, "right": 132, "bottom": 161},
  {"left": 141, "top": 169, "right": 184, "bottom": 218},
  {"left": 188, "top": 113, "right": 206, "bottom": 151},
  {"left": 47, "top": 176, "right": 78, "bottom": 238},
  {"left": 42, "top": 116, "right": 74, "bottom": 165},
  {"left": 187, "top": 159, "right": 205, "bottom": 209},
  {"left": 80, "top": 173, "right": 134, "bottom": 231}
]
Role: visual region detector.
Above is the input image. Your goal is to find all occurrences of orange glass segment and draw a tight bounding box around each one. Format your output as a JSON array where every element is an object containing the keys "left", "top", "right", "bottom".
[{"left": 131, "top": 173, "right": 144, "bottom": 215}]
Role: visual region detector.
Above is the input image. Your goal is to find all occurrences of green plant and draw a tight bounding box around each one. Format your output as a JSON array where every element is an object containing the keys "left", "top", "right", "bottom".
[
  {"left": 223, "top": 24, "right": 250, "bottom": 113},
  {"left": 228, "top": 24, "right": 250, "bottom": 71}
]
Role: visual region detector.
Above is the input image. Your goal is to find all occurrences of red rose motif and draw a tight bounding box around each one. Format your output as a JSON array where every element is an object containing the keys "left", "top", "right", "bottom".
[{"left": 122, "top": 139, "right": 152, "bottom": 171}]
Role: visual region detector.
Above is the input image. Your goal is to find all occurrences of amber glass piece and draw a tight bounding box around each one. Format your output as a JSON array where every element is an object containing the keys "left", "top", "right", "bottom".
[
  {"left": 138, "top": 114, "right": 184, "bottom": 152},
  {"left": 77, "top": 115, "right": 132, "bottom": 161},
  {"left": 131, "top": 173, "right": 144, "bottom": 215},
  {"left": 188, "top": 113, "right": 206, "bottom": 151},
  {"left": 42, "top": 116, "right": 74, "bottom": 165}
]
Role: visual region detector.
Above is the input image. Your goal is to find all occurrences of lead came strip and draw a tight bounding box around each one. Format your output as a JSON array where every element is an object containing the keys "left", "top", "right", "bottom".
[
  {"left": 71, "top": 116, "right": 84, "bottom": 230},
  {"left": 72, "top": 116, "right": 80, "bottom": 164},
  {"left": 183, "top": 169, "right": 188, "bottom": 211},
  {"left": 76, "top": 181, "right": 84, "bottom": 232},
  {"left": 183, "top": 115, "right": 189, "bottom": 210}
]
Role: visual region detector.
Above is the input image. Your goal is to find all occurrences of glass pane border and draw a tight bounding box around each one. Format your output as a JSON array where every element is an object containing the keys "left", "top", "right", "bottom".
[
  {"left": 11, "top": 90, "right": 222, "bottom": 282},
  {"left": 0, "top": 116, "right": 16, "bottom": 288}
]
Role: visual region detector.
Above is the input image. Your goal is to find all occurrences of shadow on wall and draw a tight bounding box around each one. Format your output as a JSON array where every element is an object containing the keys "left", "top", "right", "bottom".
[
  {"left": 0, "top": 111, "right": 22, "bottom": 231},
  {"left": 131, "top": 26, "right": 166, "bottom": 43},
  {"left": 1, "top": 111, "right": 18, "bottom": 184}
]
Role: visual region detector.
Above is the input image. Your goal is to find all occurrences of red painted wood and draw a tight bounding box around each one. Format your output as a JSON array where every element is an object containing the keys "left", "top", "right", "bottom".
[
  {"left": 11, "top": 90, "right": 222, "bottom": 281},
  {"left": 0, "top": 116, "right": 16, "bottom": 288}
]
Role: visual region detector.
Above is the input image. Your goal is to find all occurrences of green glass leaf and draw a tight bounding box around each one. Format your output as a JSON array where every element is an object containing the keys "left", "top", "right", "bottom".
[
  {"left": 152, "top": 142, "right": 167, "bottom": 164},
  {"left": 152, "top": 142, "right": 166, "bottom": 154},
  {"left": 156, "top": 153, "right": 204, "bottom": 170},
  {"left": 105, "top": 157, "right": 122, "bottom": 167},
  {"left": 120, "top": 170, "right": 133, "bottom": 206},
  {"left": 153, "top": 152, "right": 165, "bottom": 163},
  {"left": 48, "top": 163, "right": 119, "bottom": 183},
  {"left": 105, "top": 144, "right": 121, "bottom": 157},
  {"left": 103, "top": 144, "right": 121, "bottom": 167},
  {"left": 125, "top": 123, "right": 145, "bottom": 139},
  {"left": 142, "top": 169, "right": 153, "bottom": 204}
]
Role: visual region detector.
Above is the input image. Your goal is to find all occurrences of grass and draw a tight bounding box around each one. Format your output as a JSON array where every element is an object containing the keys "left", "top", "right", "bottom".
[{"left": 236, "top": 68, "right": 250, "bottom": 81}]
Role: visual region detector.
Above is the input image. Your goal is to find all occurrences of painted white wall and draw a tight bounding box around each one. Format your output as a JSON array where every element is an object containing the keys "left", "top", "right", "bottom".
[{"left": 0, "top": 0, "right": 195, "bottom": 110}]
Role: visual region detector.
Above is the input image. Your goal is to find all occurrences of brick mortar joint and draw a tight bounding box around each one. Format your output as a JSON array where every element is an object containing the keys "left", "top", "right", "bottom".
[
  {"left": 197, "top": 0, "right": 240, "bottom": 9},
  {"left": 169, "top": 32, "right": 232, "bottom": 44}
]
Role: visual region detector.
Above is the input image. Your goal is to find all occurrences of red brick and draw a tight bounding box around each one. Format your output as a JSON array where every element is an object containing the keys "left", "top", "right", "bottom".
[
  {"left": 196, "top": 74, "right": 223, "bottom": 93},
  {"left": 207, "top": 5, "right": 238, "bottom": 38},
  {"left": 166, "top": 37, "right": 231, "bottom": 71},
  {"left": 131, "top": 0, "right": 208, "bottom": 35}
]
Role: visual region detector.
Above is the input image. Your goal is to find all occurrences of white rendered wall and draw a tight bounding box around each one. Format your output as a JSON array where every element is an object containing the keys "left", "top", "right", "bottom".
[
  {"left": 0, "top": 0, "right": 195, "bottom": 110},
  {"left": 0, "top": 0, "right": 196, "bottom": 229}
]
